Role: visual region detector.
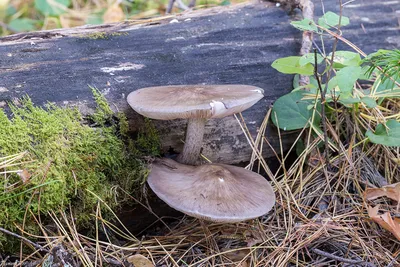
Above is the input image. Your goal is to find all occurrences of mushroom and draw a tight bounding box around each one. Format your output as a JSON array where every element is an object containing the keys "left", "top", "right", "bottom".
[
  {"left": 147, "top": 158, "right": 275, "bottom": 223},
  {"left": 127, "top": 84, "right": 264, "bottom": 165},
  {"left": 127, "top": 84, "right": 275, "bottom": 222}
]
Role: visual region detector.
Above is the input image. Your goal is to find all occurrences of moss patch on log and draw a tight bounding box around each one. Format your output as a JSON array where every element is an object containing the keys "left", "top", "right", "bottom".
[{"left": 0, "top": 88, "right": 159, "bottom": 252}]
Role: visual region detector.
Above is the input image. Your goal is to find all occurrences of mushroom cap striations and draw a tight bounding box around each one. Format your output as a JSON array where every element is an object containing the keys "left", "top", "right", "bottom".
[
  {"left": 127, "top": 84, "right": 264, "bottom": 120},
  {"left": 147, "top": 158, "right": 275, "bottom": 223}
]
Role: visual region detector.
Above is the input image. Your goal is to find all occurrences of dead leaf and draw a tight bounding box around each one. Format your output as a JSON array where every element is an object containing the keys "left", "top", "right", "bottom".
[
  {"left": 365, "top": 182, "right": 400, "bottom": 203},
  {"left": 17, "top": 169, "right": 31, "bottom": 184},
  {"left": 103, "top": 3, "right": 125, "bottom": 23},
  {"left": 126, "top": 254, "right": 154, "bottom": 267},
  {"left": 367, "top": 205, "right": 400, "bottom": 241}
]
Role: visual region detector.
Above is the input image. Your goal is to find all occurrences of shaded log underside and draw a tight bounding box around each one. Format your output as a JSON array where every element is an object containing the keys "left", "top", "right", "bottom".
[{"left": 0, "top": 0, "right": 399, "bottom": 164}]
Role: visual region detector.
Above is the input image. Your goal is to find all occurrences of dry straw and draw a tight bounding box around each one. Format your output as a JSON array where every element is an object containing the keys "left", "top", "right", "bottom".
[{"left": 2, "top": 84, "right": 399, "bottom": 266}]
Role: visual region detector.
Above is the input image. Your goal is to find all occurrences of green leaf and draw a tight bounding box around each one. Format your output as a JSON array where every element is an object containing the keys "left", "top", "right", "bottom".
[
  {"left": 299, "top": 53, "right": 324, "bottom": 66},
  {"left": 293, "top": 74, "right": 300, "bottom": 88},
  {"left": 34, "top": 0, "right": 70, "bottom": 16},
  {"left": 8, "top": 18, "right": 37, "bottom": 32},
  {"left": 366, "top": 120, "right": 400, "bottom": 147},
  {"left": 291, "top": 18, "right": 319, "bottom": 32},
  {"left": 86, "top": 13, "right": 104, "bottom": 25},
  {"left": 309, "top": 76, "right": 320, "bottom": 89},
  {"left": 6, "top": 6, "right": 17, "bottom": 16},
  {"left": 330, "top": 51, "right": 361, "bottom": 68},
  {"left": 272, "top": 56, "right": 314, "bottom": 75},
  {"left": 272, "top": 91, "right": 321, "bottom": 130},
  {"left": 361, "top": 97, "right": 377, "bottom": 108},
  {"left": 220, "top": 0, "right": 231, "bottom": 5},
  {"left": 327, "top": 77, "right": 338, "bottom": 91},
  {"left": 337, "top": 95, "right": 361, "bottom": 106},
  {"left": 336, "top": 66, "right": 361, "bottom": 94},
  {"left": 318, "top": 11, "right": 350, "bottom": 29}
]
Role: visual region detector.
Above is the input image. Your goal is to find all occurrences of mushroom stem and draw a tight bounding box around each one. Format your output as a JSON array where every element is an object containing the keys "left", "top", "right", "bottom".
[{"left": 177, "top": 118, "right": 207, "bottom": 165}]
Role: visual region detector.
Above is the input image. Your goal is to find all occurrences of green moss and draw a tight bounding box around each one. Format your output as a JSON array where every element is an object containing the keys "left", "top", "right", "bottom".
[
  {"left": 0, "top": 90, "right": 157, "bottom": 253},
  {"left": 77, "top": 32, "right": 128, "bottom": 40},
  {"left": 89, "top": 86, "right": 114, "bottom": 125},
  {"left": 133, "top": 118, "right": 161, "bottom": 157}
]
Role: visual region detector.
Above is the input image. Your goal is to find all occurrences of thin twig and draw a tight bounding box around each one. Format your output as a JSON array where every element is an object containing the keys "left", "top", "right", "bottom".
[
  {"left": 314, "top": 48, "right": 330, "bottom": 166},
  {"left": 318, "top": 0, "right": 346, "bottom": 167},
  {"left": 188, "top": 0, "right": 197, "bottom": 8},
  {"left": 166, "top": 0, "right": 175, "bottom": 13},
  {"left": 312, "top": 248, "right": 364, "bottom": 264},
  {"left": 176, "top": 0, "right": 189, "bottom": 10},
  {"left": 166, "top": 0, "right": 190, "bottom": 13},
  {"left": 0, "top": 227, "right": 48, "bottom": 253}
]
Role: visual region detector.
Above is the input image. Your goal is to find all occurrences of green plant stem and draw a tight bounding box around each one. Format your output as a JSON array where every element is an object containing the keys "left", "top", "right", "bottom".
[{"left": 319, "top": 1, "right": 344, "bottom": 166}]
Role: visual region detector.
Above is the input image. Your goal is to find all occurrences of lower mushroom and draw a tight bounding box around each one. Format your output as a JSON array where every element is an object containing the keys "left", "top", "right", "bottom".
[{"left": 147, "top": 158, "right": 275, "bottom": 223}]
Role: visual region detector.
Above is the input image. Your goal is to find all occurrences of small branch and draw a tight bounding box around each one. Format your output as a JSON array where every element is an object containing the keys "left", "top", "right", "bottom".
[
  {"left": 0, "top": 227, "right": 49, "bottom": 253},
  {"left": 166, "top": 0, "right": 176, "bottom": 13},
  {"left": 176, "top": 0, "right": 190, "bottom": 10},
  {"left": 317, "top": 0, "right": 346, "bottom": 167},
  {"left": 312, "top": 248, "right": 364, "bottom": 265},
  {"left": 86, "top": 253, "right": 124, "bottom": 266},
  {"left": 166, "top": 0, "right": 190, "bottom": 13},
  {"left": 189, "top": 0, "right": 197, "bottom": 8},
  {"left": 297, "top": 0, "right": 315, "bottom": 87}
]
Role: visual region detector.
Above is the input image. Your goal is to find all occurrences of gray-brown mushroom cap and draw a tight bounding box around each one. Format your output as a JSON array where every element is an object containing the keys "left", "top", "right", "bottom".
[
  {"left": 127, "top": 84, "right": 264, "bottom": 120},
  {"left": 147, "top": 158, "right": 275, "bottom": 223}
]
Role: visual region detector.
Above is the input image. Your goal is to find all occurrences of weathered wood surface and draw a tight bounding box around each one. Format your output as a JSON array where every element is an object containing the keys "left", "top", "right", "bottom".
[{"left": 0, "top": 1, "right": 399, "bottom": 164}]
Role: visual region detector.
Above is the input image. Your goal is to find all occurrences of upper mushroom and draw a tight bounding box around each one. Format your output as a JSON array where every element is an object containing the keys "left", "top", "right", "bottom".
[
  {"left": 127, "top": 84, "right": 264, "bottom": 165},
  {"left": 147, "top": 158, "right": 275, "bottom": 223}
]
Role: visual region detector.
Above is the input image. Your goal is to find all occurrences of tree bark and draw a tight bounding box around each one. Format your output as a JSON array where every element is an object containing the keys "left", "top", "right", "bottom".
[{"left": 0, "top": 1, "right": 398, "bottom": 164}]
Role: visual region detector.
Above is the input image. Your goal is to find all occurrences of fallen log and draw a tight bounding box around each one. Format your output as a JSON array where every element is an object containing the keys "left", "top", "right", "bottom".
[{"left": 0, "top": 1, "right": 399, "bottom": 164}]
